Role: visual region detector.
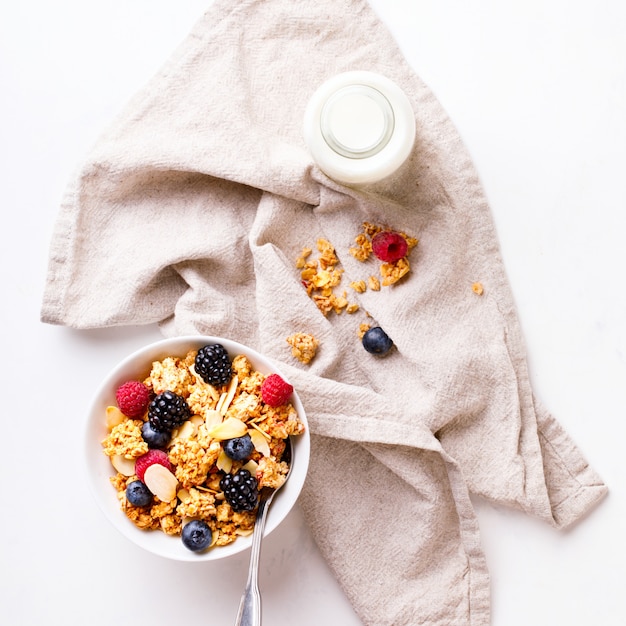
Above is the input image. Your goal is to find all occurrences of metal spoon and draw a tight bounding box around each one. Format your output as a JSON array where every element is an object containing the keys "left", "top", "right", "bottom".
[{"left": 234, "top": 438, "right": 294, "bottom": 626}]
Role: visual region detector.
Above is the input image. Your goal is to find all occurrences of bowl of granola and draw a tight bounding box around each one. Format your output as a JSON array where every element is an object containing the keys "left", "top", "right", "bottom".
[{"left": 85, "top": 335, "right": 310, "bottom": 561}]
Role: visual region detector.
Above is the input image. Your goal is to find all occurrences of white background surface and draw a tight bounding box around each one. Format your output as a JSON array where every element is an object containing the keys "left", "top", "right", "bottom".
[{"left": 1, "top": 1, "right": 625, "bottom": 624}]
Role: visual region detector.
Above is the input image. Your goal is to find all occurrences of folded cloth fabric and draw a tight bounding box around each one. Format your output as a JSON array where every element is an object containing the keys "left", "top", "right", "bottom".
[{"left": 41, "top": 0, "right": 607, "bottom": 624}]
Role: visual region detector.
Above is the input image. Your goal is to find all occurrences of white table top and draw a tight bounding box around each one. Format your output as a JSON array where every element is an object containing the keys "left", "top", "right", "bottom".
[{"left": 2, "top": 1, "right": 624, "bottom": 624}]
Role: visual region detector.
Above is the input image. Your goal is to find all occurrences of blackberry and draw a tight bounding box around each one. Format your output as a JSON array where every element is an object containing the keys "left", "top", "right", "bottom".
[
  {"left": 195, "top": 343, "right": 233, "bottom": 387},
  {"left": 148, "top": 390, "right": 191, "bottom": 433},
  {"left": 220, "top": 469, "right": 258, "bottom": 512}
]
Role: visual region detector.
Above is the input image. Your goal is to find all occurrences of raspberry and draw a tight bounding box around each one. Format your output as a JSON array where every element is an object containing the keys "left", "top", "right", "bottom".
[
  {"left": 134, "top": 449, "right": 172, "bottom": 482},
  {"left": 115, "top": 381, "right": 151, "bottom": 418},
  {"left": 371, "top": 231, "right": 408, "bottom": 263},
  {"left": 261, "top": 373, "right": 294, "bottom": 407}
]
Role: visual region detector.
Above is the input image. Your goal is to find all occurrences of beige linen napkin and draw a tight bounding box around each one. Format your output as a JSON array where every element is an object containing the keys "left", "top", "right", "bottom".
[{"left": 41, "top": 1, "right": 607, "bottom": 624}]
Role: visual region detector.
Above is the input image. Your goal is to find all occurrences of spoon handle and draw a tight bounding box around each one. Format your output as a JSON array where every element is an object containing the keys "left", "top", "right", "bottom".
[{"left": 234, "top": 494, "right": 273, "bottom": 626}]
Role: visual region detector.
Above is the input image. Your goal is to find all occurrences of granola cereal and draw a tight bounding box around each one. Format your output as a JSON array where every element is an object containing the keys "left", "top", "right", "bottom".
[
  {"left": 368, "top": 275, "right": 381, "bottom": 291},
  {"left": 472, "top": 282, "right": 484, "bottom": 296},
  {"left": 286, "top": 333, "right": 319, "bottom": 364},
  {"left": 102, "top": 420, "right": 149, "bottom": 458},
  {"left": 101, "top": 347, "right": 305, "bottom": 552},
  {"left": 298, "top": 238, "right": 359, "bottom": 316}
]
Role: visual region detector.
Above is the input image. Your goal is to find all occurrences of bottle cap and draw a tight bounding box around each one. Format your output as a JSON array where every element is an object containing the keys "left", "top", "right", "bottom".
[{"left": 303, "top": 71, "right": 416, "bottom": 185}]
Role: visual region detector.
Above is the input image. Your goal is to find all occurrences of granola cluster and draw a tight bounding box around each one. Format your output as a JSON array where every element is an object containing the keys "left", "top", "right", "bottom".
[
  {"left": 286, "top": 333, "right": 319, "bottom": 364},
  {"left": 101, "top": 349, "right": 305, "bottom": 549},
  {"left": 297, "top": 239, "right": 360, "bottom": 316},
  {"left": 348, "top": 221, "right": 418, "bottom": 286}
]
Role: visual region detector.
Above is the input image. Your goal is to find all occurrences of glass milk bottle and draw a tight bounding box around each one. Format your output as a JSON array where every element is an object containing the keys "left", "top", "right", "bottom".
[{"left": 303, "top": 71, "right": 416, "bottom": 187}]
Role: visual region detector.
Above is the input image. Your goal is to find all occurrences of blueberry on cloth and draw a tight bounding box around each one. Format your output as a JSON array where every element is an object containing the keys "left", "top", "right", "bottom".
[
  {"left": 223, "top": 434, "right": 254, "bottom": 461},
  {"left": 181, "top": 520, "right": 213, "bottom": 552},
  {"left": 126, "top": 480, "right": 153, "bottom": 507},
  {"left": 141, "top": 420, "right": 171, "bottom": 449},
  {"left": 362, "top": 326, "right": 394, "bottom": 355}
]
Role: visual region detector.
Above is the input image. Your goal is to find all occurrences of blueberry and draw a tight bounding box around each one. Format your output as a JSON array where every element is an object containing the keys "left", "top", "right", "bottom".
[
  {"left": 141, "top": 420, "right": 171, "bottom": 449},
  {"left": 223, "top": 434, "right": 254, "bottom": 461},
  {"left": 362, "top": 326, "right": 394, "bottom": 355},
  {"left": 126, "top": 480, "right": 153, "bottom": 507},
  {"left": 181, "top": 520, "right": 213, "bottom": 552}
]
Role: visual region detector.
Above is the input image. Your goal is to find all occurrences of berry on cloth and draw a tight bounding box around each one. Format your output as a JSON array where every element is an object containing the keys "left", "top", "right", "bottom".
[
  {"left": 220, "top": 469, "right": 258, "bottom": 512},
  {"left": 134, "top": 449, "right": 172, "bottom": 482},
  {"left": 223, "top": 434, "right": 254, "bottom": 461},
  {"left": 362, "top": 326, "right": 394, "bottom": 355},
  {"left": 126, "top": 480, "right": 153, "bottom": 507},
  {"left": 371, "top": 230, "right": 408, "bottom": 263},
  {"left": 181, "top": 520, "right": 213, "bottom": 552},
  {"left": 115, "top": 381, "right": 151, "bottom": 418},
  {"left": 148, "top": 390, "right": 191, "bottom": 433},
  {"left": 194, "top": 343, "right": 233, "bottom": 387},
  {"left": 261, "top": 373, "right": 294, "bottom": 407}
]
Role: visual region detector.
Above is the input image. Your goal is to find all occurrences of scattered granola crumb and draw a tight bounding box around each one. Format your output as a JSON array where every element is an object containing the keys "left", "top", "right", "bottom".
[
  {"left": 368, "top": 275, "right": 381, "bottom": 291},
  {"left": 358, "top": 323, "right": 371, "bottom": 339},
  {"left": 381, "top": 257, "right": 411, "bottom": 286},
  {"left": 286, "top": 333, "right": 319, "bottom": 364},
  {"left": 348, "top": 233, "right": 372, "bottom": 262},
  {"left": 350, "top": 280, "right": 367, "bottom": 293},
  {"left": 295, "top": 247, "right": 313, "bottom": 269},
  {"left": 299, "top": 238, "right": 358, "bottom": 316},
  {"left": 472, "top": 282, "right": 484, "bottom": 296}
]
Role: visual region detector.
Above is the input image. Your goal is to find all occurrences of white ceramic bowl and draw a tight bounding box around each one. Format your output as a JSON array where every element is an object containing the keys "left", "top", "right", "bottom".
[{"left": 85, "top": 335, "right": 310, "bottom": 562}]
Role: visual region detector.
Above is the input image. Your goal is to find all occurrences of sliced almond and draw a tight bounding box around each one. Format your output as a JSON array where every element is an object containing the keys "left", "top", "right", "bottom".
[
  {"left": 216, "top": 449, "right": 233, "bottom": 473},
  {"left": 220, "top": 374, "right": 239, "bottom": 415},
  {"left": 207, "top": 417, "right": 247, "bottom": 441},
  {"left": 241, "top": 459, "right": 259, "bottom": 475},
  {"left": 111, "top": 454, "right": 136, "bottom": 476},
  {"left": 144, "top": 464, "right": 178, "bottom": 502},
  {"left": 249, "top": 429, "right": 271, "bottom": 457},
  {"left": 172, "top": 420, "right": 196, "bottom": 441},
  {"left": 249, "top": 422, "right": 271, "bottom": 440},
  {"left": 105, "top": 406, "right": 126, "bottom": 430},
  {"left": 205, "top": 409, "right": 223, "bottom": 429},
  {"left": 215, "top": 392, "right": 227, "bottom": 414},
  {"left": 190, "top": 415, "right": 205, "bottom": 427},
  {"left": 177, "top": 488, "right": 192, "bottom": 504}
]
